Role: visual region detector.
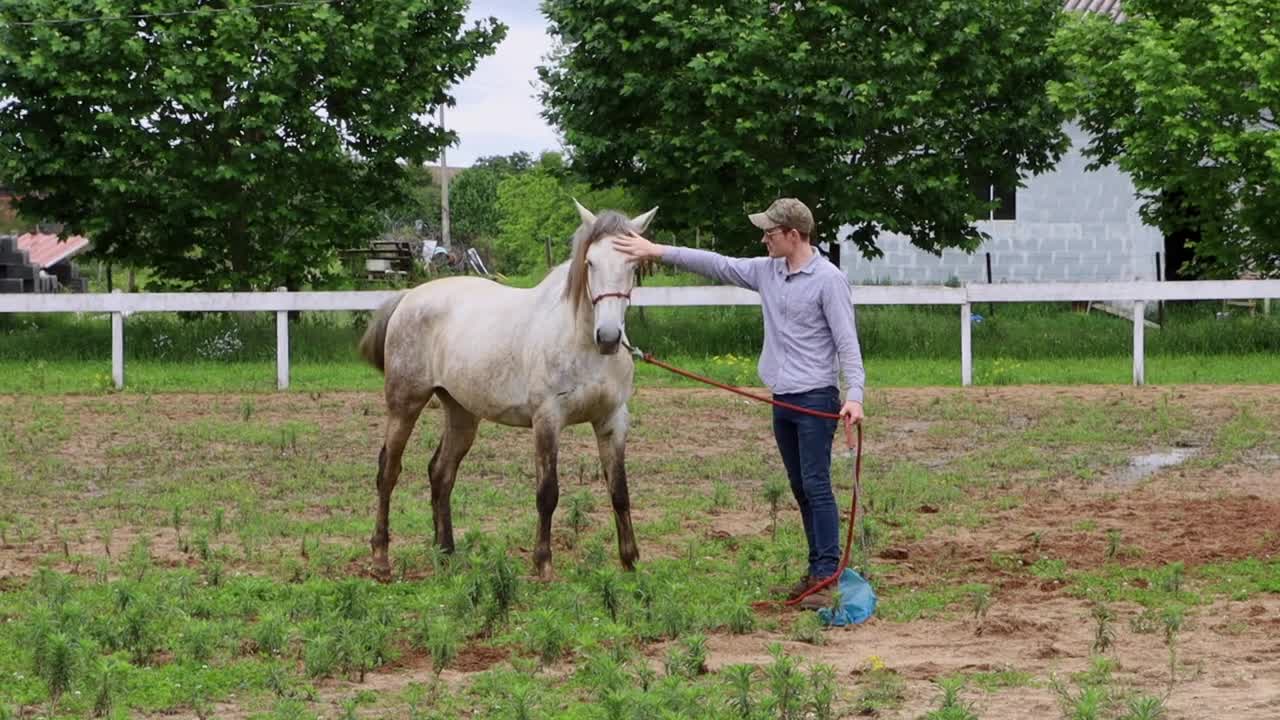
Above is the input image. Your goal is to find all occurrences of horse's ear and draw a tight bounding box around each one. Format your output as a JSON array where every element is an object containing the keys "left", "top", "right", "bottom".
[
  {"left": 631, "top": 206, "right": 659, "bottom": 233},
  {"left": 572, "top": 198, "right": 596, "bottom": 227}
]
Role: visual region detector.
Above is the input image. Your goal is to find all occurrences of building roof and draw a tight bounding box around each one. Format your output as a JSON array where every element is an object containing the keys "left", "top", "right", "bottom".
[
  {"left": 1063, "top": 0, "right": 1126, "bottom": 21},
  {"left": 17, "top": 232, "right": 90, "bottom": 269}
]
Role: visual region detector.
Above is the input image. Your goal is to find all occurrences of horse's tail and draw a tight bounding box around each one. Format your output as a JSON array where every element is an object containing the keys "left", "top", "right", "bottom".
[{"left": 359, "top": 291, "right": 407, "bottom": 374}]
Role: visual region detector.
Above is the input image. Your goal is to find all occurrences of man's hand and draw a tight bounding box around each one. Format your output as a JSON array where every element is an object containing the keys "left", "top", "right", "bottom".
[
  {"left": 839, "top": 400, "right": 864, "bottom": 425},
  {"left": 613, "top": 231, "right": 666, "bottom": 262}
]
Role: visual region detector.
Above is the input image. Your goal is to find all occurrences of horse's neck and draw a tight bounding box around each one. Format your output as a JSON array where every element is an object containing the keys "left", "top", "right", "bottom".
[
  {"left": 537, "top": 262, "right": 571, "bottom": 292},
  {"left": 535, "top": 263, "right": 596, "bottom": 349}
]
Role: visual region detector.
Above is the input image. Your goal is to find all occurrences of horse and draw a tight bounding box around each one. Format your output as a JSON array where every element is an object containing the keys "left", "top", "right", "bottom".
[{"left": 358, "top": 200, "right": 657, "bottom": 580}]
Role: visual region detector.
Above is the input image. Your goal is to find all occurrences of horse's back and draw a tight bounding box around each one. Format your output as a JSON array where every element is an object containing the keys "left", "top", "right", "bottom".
[{"left": 383, "top": 275, "right": 547, "bottom": 419}]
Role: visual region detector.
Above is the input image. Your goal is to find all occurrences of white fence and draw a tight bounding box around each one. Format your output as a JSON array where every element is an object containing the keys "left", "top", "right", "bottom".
[{"left": 2, "top": 280, "right": 1277, "bottom": 390}]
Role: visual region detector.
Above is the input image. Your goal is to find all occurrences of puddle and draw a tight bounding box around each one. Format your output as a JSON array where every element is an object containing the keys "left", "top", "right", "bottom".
[{"left": 1112, "top": 448, "right": 1198, "bottom": 486}]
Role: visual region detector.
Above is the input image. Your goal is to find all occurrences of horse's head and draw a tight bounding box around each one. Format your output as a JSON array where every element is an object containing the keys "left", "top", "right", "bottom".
[{"left": 566, "top": 199, "right": 658, "bottom": 355}]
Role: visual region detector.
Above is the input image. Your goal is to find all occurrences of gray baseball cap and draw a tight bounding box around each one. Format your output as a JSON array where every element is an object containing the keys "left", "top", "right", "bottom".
[{"left": 748, "top": 197, "right": 814, "bottom": 235}]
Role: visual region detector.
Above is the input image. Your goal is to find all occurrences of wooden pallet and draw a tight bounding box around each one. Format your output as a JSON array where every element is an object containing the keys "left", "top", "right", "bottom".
[{"left": 341, "top": 240, "right": 415, "bottom": 281}]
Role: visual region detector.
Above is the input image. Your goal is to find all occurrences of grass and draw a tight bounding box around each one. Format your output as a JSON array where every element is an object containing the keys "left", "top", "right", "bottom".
[
  {"left": 1, "top": 353, "right": 1278, "bottom": 395},
  {"left": 1, "top": 388, "right": 892, "bottom": 717},
  {"left": 1067, "top": 558, "right": 1280, "bottom": 608},
  {"left": 0, "top": 556, "right": 851, "bottom": 718},
  {"left": 2, "top": 293, "right": 1279, "bottom": 394},
  {"left": 945, "top": 668, "right": 1036, "bottom": 693},
  {"left": 1, "top": 378, "right": 1278, "bottom": 716},
  {"left": 876, "top": 583, "right": 995, "bottom": 623}
]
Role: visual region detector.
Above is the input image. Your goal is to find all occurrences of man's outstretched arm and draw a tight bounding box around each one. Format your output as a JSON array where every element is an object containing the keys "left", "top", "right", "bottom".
[{"left": 613, "top": 232, "right": 764, "bottom": 291}]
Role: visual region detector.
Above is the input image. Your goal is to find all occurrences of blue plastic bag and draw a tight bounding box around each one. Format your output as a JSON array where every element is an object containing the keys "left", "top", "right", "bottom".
[{"left": 816, "top": 568, "right": 877, "bottom": 627}]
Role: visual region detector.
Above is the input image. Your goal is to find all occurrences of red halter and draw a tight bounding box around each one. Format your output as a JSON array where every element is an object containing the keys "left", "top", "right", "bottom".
[{"left": 591, "top": 291, "right": 632, "bottom": 305}]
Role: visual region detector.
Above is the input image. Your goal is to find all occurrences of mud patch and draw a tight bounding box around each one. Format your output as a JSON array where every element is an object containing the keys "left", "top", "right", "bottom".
[
  {"left": 902, "top": 492, "right": 1280, "bottom": 587},
  {"left": 1112, "top": 447, "right": 1199, "bottom": 486}
]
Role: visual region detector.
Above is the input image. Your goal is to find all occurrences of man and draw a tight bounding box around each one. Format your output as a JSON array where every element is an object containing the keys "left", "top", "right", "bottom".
[{"left": 613, "top": 198, "right": 865, "bottom": 610}]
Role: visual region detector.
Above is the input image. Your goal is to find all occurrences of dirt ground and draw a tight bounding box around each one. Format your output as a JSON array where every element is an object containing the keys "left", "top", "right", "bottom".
[{"left": 2, "top": 385, "right": 1278, "bottom": 719}]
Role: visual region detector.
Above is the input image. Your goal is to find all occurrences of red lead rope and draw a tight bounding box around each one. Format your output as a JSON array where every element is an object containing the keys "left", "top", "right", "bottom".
[{"left": 623, "top": 341, "right": 864, "bottom": 608}]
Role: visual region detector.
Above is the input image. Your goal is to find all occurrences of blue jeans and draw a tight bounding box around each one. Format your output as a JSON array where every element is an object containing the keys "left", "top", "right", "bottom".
[{"left": 772, "top": 386, "right": 841, "bottom": 579}]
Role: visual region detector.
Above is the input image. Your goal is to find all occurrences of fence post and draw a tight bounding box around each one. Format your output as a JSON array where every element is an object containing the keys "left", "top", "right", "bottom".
[
  {"left": 1155, "top": 251, "right": 1164, "bottom": 326},
  {"left": 111, "top": 289, "right": 124, "bottom": 390},
  {"left": 984, "top": 253, "right": 995, "bottom": 317},
  {"left": 276, "top": 287, "right": 290, "bottom": 390},
  {"left": 961, "top": 302, "right": 972, "bottom": 386},
  {"left": 1132, "top": 300, "right": 1145, "bottom": 386}
]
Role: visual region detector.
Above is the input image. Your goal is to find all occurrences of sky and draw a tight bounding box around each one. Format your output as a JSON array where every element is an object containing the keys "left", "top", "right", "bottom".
[{"left": 444, "top": 1, "right": 561, "bottom": 167}]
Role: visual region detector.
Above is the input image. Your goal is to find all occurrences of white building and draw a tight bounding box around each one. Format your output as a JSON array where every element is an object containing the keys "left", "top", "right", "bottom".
[{"left": 839, "top": 1, "right": 1167, "bottom": 285}]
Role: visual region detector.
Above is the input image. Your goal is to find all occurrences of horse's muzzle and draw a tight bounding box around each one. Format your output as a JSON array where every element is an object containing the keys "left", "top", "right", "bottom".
[{"left": 596, "top": 327, "right": 622, "bottom": 354}]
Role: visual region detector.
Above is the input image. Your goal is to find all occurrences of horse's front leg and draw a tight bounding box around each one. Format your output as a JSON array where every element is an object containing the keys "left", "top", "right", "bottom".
[
  {"left": 532, "top": 417, "right": 561, "bottom": 580},
  {"left": 594, "top": 407, "right": 639, "bottom": 571}
]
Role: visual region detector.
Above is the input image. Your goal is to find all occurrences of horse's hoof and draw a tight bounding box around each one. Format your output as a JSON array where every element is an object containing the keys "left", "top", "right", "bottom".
[
  {"left": 621, "top": 545, "right": 640, "bottom": 572},
  {"left": 370, "top": 555, "right": 392, "bottom": 582}
]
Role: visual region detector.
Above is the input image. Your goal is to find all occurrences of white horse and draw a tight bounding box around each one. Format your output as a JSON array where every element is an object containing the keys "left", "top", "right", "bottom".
[{"left": 359, "top": 201, "right": 656, "bottom": 579}]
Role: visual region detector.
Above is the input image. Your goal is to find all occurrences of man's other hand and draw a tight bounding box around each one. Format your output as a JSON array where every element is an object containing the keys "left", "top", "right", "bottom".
[{"left": 839, "top": 400, "right": 864, "bottom": 425}]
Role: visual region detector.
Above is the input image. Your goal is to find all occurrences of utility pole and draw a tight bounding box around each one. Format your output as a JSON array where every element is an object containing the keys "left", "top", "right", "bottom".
[{"left": 439, "top": 104, "right": 451, "bottom": 250}]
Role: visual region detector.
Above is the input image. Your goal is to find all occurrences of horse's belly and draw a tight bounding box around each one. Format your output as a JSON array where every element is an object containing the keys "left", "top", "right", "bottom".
[
  {"left": 490, "top": 405, "right": 535, "bottom": 428},
  {"left": 443, "top": 381, "right": 533, "bottom": 428}
]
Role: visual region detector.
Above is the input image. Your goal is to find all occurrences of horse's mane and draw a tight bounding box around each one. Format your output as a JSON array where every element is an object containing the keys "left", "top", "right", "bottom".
[{"left": 564, "top": 210, "right": 638, "bottom": 313}]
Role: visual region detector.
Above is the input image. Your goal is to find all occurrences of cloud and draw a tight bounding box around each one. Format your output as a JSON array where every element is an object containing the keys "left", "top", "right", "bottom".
[{"left": 446, "top": 5, "right": 561, "bottom": 167}]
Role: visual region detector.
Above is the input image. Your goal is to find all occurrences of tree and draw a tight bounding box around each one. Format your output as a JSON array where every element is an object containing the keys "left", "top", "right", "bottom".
[
  {"left": 474, "top": 152, "right": 535, "bottom": 175},
  {"left": 377, "top": 163, "right": 442, "bottom": 236},
  {"left": 1050, "top": 0, "right": 1280, "bottom": 278},
  {"left": 493, "top": 153, "right": 635, "bottom": 274},
  {"left": 0, "top": 0, "right": 505, "bottom": 290},
  {"left": 449, "top": 152, "right": 535, "bottom": 244},
  {"left": 539, "top": 0, "right": 1069, "bottom": 261}
]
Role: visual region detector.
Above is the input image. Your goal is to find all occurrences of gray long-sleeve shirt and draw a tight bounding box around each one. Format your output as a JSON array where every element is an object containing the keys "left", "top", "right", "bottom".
[{"left": 662, "top": 246, "right": 865, "bottom": 404}]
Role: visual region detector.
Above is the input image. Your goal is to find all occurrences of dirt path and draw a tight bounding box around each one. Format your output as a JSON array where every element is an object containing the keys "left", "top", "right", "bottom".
[{"left": 1, "top": 385, "right": 1278, "bottom": 719}]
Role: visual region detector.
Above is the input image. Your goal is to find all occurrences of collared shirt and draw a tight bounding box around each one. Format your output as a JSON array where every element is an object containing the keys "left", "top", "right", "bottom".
[{"left": 662, "top": 247, "right": 865, "bottom": 403}]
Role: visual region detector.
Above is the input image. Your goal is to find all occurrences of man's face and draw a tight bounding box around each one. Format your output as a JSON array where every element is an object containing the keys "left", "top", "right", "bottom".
[{"left": 761, "top": 226, "right": 800, "bottom": 257}]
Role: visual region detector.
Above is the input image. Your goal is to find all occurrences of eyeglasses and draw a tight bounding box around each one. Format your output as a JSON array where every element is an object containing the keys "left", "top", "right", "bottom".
[{"left": 763, "top": 227, "right": 790, "bottom": 238}]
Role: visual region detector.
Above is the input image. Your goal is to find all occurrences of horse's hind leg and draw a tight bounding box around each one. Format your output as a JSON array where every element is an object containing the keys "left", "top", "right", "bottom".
[
  {"left": 371, "top": 392, "right": 429, "bottom": 579},
  {"left": 594, "top": 407, "right": 639, "bottom": 571},
  {"left": 428, "top": 391, "right": 480, "bottom": 556},
  {"left": 532, "top": 415, "right": 562, "bottom": 580}
]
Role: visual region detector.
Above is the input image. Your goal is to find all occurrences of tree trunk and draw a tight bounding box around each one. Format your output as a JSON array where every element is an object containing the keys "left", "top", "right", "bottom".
[
  {"left": 227, "top": 215, "right": 252, "bottom": 290},
  {"left": 285, "top": 275, "right": 301, "bottom": 323},
  {"left": 1160, "top": 188, "right": 1200, "bottom": 282}
]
